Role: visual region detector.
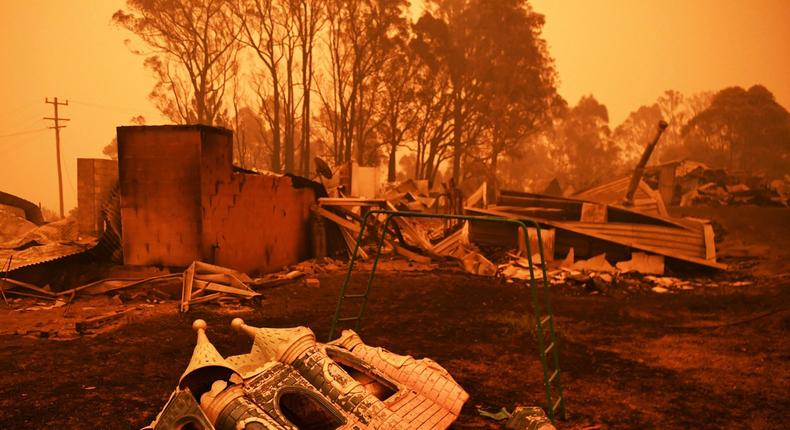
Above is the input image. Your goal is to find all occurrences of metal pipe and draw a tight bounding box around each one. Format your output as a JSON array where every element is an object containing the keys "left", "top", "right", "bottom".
[{"left": 624, "top": 120, "right": 669, "bottom": 206}]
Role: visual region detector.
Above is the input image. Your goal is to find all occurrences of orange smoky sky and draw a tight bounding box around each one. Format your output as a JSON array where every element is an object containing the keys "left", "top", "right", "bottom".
[
  {"left": 531, "top": 0, "right": 790, "bottom": 121},
  {"left": 1, "top": 0, "right": 789, "bottom": 212}
]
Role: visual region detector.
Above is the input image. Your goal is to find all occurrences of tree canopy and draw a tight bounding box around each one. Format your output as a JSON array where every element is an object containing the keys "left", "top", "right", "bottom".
[
  {"left": 114, "top": 0, "right": 242, "bottom": 125},
  {"left": 683, "top": 85, "right": 790, "bottom": 177},
  {"left": 113, "top": 0, "right": 789, "bottom": 190}
]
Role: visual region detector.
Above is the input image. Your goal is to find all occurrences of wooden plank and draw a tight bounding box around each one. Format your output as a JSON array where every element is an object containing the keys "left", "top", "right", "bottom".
[
  {"left": 189, "top": 292, "right": 223, "bottom": 305},
  {"left": 318, "top": 197, "right": 387, "bottom": 207},
  {"left": 340, "top": 228, "right": 368, "bottom": 260},
  {"left": 500, "top": 189, "right": 582, "bottom": 203},
  {"left": 466, "top": 182, "right": 487, "bottom": 208},
  {"left": 193, "top": 261, "right": 252, "bottom": 282},
  {"left": 319, "top": 204, "right": 429, "bottom": 263},
  {"left": 0, "top": 278, "right": 54, "bottom": 296},
  {"left": 393, "top": 217, "right": 434, "bottom": 251},
  {"left": 513, "top": 186, "right": 688, "bottom": 230},
  {"left": 657, "top": 164, "right": 677, "bottom": 205},
  {"left": 75, "top": 308, "right": 135, "bottom": 333},
  {"left": 181, "top": 262, "right": 195, "bottom": 313},
  {"left": 703, "top": 223, "right": 716, "bottom": 260},
  {"left": 315, "top": 206, "right": 361, "bottom": 233},
  {"left": 575, "top": 176, "right": 630, "bottom": 198},
  {"left": 433, "top": 229, "right": 462, "bottom": 255},
  {"left": 580, "top": 202, "right": 607, "bottom": 223},
  {"left": 499, "top": 195, "right": 580, "bottom": 212},
  {"left": 575, "top": 177, "right": 668, "bottom": 217},
  {"left": 489, "top": 205, "right": 564, "bottom": 214},
  {"left": 392, "top": 244, "right": 431, "bottom": 264},
  {"left": 639, "top": 180, "right": 669, "bottom": 217},
  {"left": 192, "top": 280, "right": 259, "bottom": 298},
  {"left": 57, "top": 273, "right": 181, "bottom": 296},
  {"left": 573, "top": 236, "right": 703, "bottom": 257}
]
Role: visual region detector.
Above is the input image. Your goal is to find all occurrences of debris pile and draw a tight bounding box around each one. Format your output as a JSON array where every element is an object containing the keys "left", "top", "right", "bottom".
[
  {"left": 642, "top": 160, "right": 790, "bottom": 207},
  {"left": 144, "top": 318, "right": 469, "bottom": 430},
  {"left": 311, "top": 172, "right": 730, "bottom": 294},
  {"left": 477, "top": 405, "right": 556, "bottom": 430},
  {"left": 515, "top": 248, "right": 750, "bottom": 295},
  {"left": 315, "top": 181, "right": 525, "bottom": 278},
  {"left": 180, "top": 261, "right": 261, "bottom": 312}
]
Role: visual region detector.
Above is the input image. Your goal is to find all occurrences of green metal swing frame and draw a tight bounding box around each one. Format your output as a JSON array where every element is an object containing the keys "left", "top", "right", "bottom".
[{"left": 326, "top": 210, "right": 566, "bottom": 421}]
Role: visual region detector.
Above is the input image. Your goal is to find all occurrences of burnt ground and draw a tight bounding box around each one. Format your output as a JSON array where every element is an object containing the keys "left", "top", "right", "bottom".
[{"left": 0, "top": 207, "right": 788, "bottom": 429}]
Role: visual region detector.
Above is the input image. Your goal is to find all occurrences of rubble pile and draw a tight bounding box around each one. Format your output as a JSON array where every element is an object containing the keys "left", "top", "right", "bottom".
[
  {"left": 312, "top": 173, "right": 734, "bottom": 295},
  {"left": 497, "top": 249, "right": 725, "bottom": 294},
  {"left": 1, "top": 164, "right": 739, "bottom": 337},
  {"left": 643, "top": 162, "right": 790, "bottom": 207}
]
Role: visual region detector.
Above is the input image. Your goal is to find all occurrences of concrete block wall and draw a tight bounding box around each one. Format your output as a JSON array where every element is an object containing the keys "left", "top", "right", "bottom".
[
  {"left": 77, "top": 158, "right": 119, "bottom": 236},
  {"left": 118, "top": 125, "right": 217, "bottom": 266},
  {"left": 203, "top": 173, "right": 314, "bottom": 274},
  {"left": 118, "top": 125, "right": 315, "bottom": 273}
]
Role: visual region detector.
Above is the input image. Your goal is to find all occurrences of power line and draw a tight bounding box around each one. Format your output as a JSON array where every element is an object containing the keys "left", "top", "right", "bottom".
[
  {"left": 69, "top": 99, "right": 146, "bottom": 114},
  {"left": 0, "top": 131, "right": 47, "bottom": 155},
  {"left": 0, "top": 103, "right": 39, "bottom": 123},
  {"left": 0, "top": 127, "right": 48, "bottom": 139},
  {"left": 12, "top": 117, "right": 46, "bottom": 132},
  {"left": 0, "top": 109, "right": 47, "bottom": 139},
  {"left": 62, "top": 155, "right": 77, "bottom": 206}
]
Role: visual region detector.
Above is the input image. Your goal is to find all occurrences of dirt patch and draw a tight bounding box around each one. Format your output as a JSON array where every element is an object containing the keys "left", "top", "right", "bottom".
[{"left": 0, "top": 269, "right": 787, "bottom": 429}]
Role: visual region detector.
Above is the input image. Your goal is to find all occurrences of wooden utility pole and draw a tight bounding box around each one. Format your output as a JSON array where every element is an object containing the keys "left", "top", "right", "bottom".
[{"left": 44, "top": 97, "right": 69, "bottom": 218}]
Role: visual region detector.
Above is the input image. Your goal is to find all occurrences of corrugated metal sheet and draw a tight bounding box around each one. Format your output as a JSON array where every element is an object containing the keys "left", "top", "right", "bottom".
[
  {"left": 1, "top": 217, "right": 98, "bottom": 272},
  {"left": 467, "top": 201, "right": 725, "bottom": 270},
  {"left": 552, "top": 221, "right": 706, "bottom": 260},
  {"left": 0, "top": 241, "right": 95, "bottom": 272},
  {"left": 574, "top": 177, "right": 668, "bottom": 217}
]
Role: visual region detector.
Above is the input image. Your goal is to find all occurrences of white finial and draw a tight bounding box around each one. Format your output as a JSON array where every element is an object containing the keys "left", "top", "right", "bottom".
[
  {"left": 193, "top": 319, "right": 207, "bottom": 331},
  {"left": 231, "top": 318, "right": 245, "bottom": 331}
]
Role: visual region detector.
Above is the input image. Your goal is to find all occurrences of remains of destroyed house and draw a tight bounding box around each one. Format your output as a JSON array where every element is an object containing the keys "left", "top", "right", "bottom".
[{"left": 1, "top": 116, "right": 786, "bottom": 429}]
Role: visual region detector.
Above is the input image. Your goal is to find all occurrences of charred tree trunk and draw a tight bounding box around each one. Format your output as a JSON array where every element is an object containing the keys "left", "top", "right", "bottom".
[
  {"left": 284, "top": 46, "right": 296, "bottom": 174},
  {"left": 301, "top": 49, "right": 312, "bottom": 176},
  {"left": 271, "top": 73, "right": 282, "bottom": 173},
  {"left": 387, "top": 141, "right": 398, "bottom": 182},
  {"left": 452, "top": 88, "right": 462, "bottom": 183}
]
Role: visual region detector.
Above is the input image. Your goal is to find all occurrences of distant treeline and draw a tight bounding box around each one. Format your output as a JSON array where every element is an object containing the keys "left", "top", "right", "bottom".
[{"left": 112, "top": 0, "right": 790, "bottom": 192}]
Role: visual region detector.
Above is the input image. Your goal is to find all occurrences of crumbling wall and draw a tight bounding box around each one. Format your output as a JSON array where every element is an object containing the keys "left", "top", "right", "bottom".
[
  {"left": 203, "top": 173, "right": 314, "bottom": 274},
  {"left": 77, "top": 158, "right": 118, "bottom": 236},
  {"left": 118, "top": 125, "right": 315, "bottom": 273}
]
